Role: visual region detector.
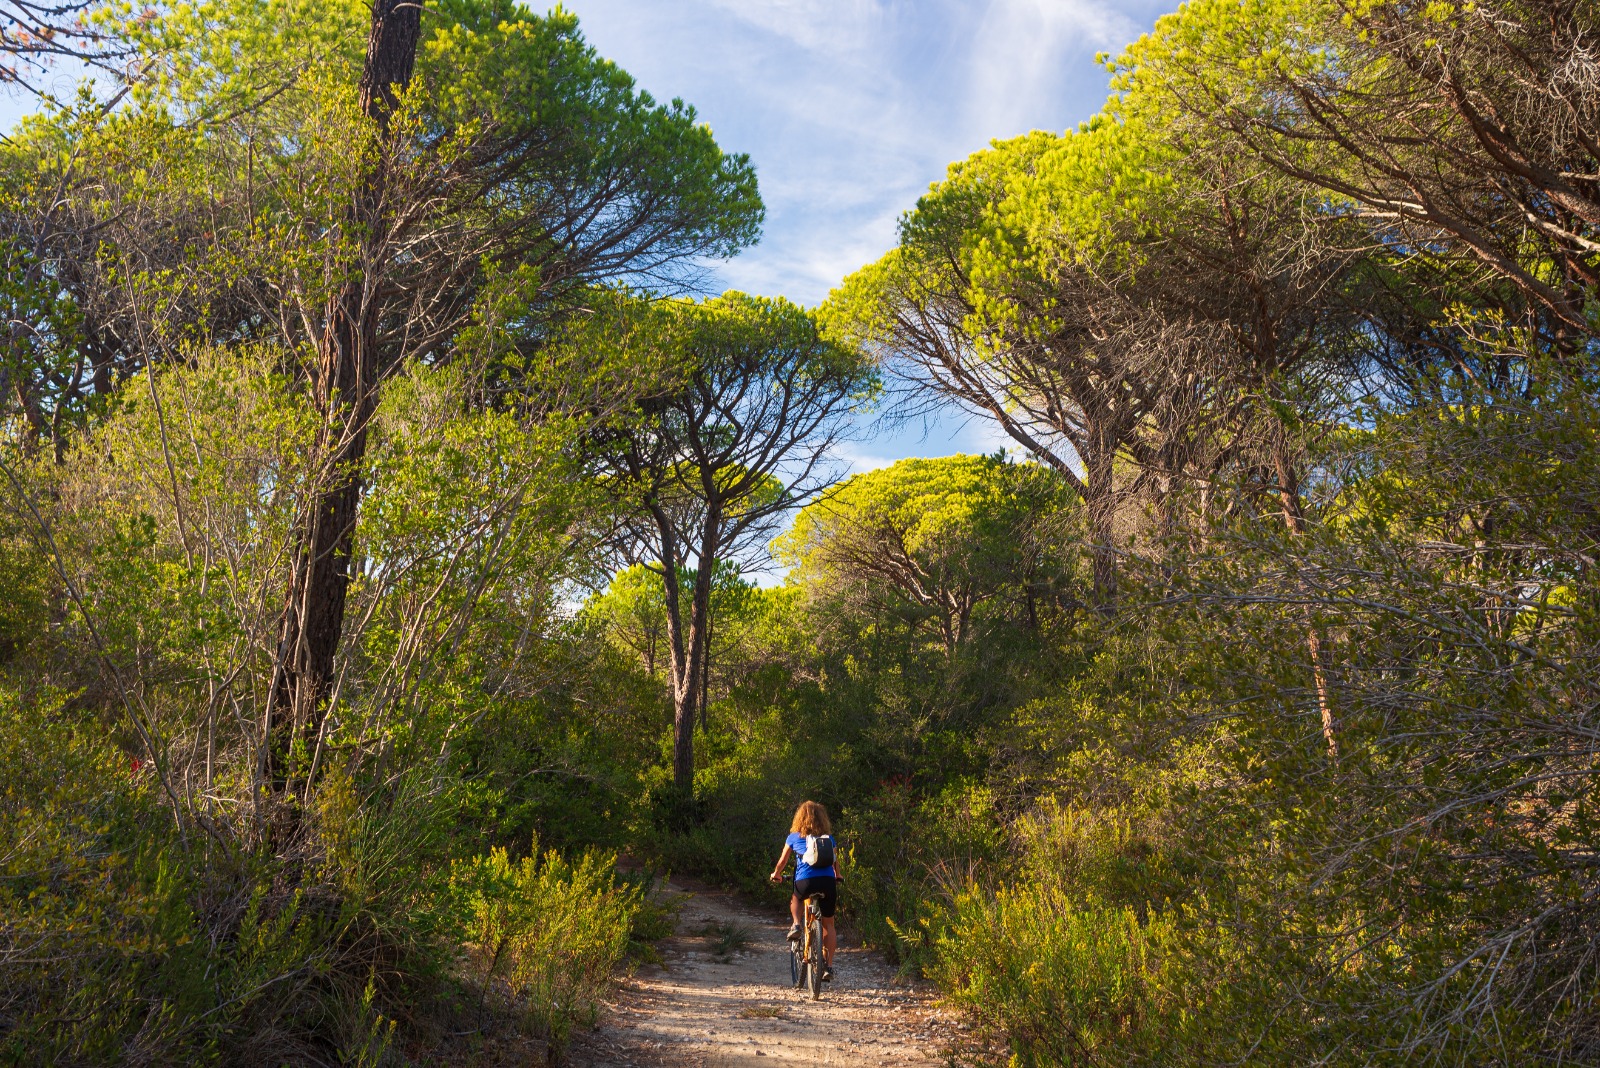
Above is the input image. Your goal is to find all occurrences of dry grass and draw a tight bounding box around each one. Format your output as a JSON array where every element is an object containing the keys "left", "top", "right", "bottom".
[
  {"left": 737, "top": 1003, "right": 787, "bottom": 1020},
  {"left": 699, "top": 920, "right": 753, "bottom": 961}
]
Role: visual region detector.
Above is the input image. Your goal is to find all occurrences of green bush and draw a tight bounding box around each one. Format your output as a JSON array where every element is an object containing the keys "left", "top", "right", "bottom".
[
  {"left": 846, "top": 776, "right": 1010, "bottom": 964},
  {"left": 911, "top": 793, "right": 1257, "bottom": 1068},
  {"left": 929, "top": 884, "right": 1181, "bottom": 1067},
  {"left": 0, "top": 686, "right": 661, "bottom": 1065},
  {"left": 449, "top": 845, "right": 642, "bottom": 1048},
  {"left": 0, "top": 690, "right": 424, "bottom": 1066}
]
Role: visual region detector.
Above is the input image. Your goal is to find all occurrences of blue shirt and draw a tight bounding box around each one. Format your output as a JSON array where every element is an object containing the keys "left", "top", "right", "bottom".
[{"left": 786, "top": 832, "right": 836, "bottom": 880}]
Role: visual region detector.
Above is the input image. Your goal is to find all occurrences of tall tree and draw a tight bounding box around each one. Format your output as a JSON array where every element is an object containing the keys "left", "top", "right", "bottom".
[
  {"left": 247, "top": 1, "right": 762, "bottom": 798},
  {"left": 0, "top": 0, "right": 764, "bottom": 803},
  {"left": 824, "top": 126, "right": 1216, "bottom": 603},
  {"left": 266, "top": 0, "right": 422, "bottom": 795},
  {"left": 578, "top": 292, "right": 875, "bottom": 793},
  {"left": 1106, "top": 27, "right": 1367, "bottom": 752}
]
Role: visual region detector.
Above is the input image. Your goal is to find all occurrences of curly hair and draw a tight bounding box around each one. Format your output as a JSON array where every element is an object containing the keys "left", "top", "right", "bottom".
[{"left": 789, "top": 800, "right": 832, "bottom": 836}]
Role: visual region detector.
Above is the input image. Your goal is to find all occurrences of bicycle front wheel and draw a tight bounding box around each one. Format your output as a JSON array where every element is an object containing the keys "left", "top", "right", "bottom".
[{"left": 790, "top": 944, "right": 801, "bottom": 988}]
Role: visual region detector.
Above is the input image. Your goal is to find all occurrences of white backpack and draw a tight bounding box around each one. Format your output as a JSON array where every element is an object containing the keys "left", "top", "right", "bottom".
[{"left": 802, "top": 834, "right": 835, "bottom": 868}]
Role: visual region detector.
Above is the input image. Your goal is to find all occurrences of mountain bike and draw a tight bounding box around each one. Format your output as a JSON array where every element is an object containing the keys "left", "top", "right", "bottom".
[{"left": 788, "top": 891, "right": 826, "bottom": 1000}]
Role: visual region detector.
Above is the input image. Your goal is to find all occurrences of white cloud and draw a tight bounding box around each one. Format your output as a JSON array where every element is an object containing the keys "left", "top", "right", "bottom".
[
  {"left": 956, "top": 415, "right": 1020, "bottom": 455},
  {"left": 700, "top": 0, "right": 889, "bottom": 54},
  {"left": 832, "top": 444, "right": 900, "bottom": 475},
  {"left": 964, "top": 0, "right": 1137, "bottom": 141},
  {"left": 712, "top": 197, "right": 905, "bottom": 305}
]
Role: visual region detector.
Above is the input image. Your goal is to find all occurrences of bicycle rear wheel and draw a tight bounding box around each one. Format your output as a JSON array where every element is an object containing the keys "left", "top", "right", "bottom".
[{"left": 807, "top": 919, "right": 823, "bottom": 999}]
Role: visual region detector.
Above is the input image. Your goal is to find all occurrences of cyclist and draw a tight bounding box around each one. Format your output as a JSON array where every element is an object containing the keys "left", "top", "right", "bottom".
[{"left": 768, "top": 800, "right": 841, "bottom": 981}]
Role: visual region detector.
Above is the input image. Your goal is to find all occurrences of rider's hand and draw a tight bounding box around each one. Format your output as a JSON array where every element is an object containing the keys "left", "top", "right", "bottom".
[{"left": 768, "top": 872, "right": 782, "bottom": 884}]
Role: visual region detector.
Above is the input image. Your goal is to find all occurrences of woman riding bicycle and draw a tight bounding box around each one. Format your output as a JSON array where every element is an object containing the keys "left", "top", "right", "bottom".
[{"left": 768, "top": 800, "right": 840, "bottom": 981}]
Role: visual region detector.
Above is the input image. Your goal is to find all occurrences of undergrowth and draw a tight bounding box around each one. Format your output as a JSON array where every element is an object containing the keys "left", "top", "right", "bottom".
[{"left": 0, "top": 689, "right": 660, "bottom": 1066}]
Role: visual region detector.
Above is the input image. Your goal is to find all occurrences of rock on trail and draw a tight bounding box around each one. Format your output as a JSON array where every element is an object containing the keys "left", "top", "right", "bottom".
[{"left": 567, "top": 881, "right": 959, "bottom": 1067}]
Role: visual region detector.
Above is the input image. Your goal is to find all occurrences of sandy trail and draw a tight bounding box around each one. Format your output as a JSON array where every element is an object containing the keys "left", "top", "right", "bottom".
[{"left": 567, "top": 882, "right": 960, "bottom": 1067}]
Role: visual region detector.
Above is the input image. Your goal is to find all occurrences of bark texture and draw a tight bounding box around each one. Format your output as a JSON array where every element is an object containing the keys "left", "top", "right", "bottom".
[{"left": 264, "top": 0, "right": 422, "bottom": 795}]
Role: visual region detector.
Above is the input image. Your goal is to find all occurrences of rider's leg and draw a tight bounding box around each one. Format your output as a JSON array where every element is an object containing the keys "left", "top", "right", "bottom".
[
  {"left": 822, "top": 916, "right": 837, "bottom": 965},
  {"left": 789, "top": 893, "right": 803, "bottom": 928}
]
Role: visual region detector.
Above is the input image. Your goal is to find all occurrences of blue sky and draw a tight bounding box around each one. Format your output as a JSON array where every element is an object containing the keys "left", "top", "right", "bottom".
[
  {"left": 1, "top": 0, "right": 1177, "bottom": 467},
  {"left": 557, "top": 0, "right": 1176, "bottom": 468}
]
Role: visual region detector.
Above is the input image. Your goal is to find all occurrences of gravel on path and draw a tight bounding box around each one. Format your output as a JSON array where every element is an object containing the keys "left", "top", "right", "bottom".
[{"left": 567, "top": 882, "right": 960, "bottom": 1067}]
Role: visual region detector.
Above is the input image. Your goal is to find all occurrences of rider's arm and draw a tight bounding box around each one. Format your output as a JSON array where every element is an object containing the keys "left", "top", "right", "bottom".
[{"left": 768, "top": 844, "right": 793, "bottom": 883}]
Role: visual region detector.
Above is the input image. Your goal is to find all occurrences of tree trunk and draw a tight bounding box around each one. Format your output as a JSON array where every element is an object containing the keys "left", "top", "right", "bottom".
[
  {"left": 265, "top": 303, "right": 377, "bottom": 791},
  {"left": 1085, "top": 426, "right": 1119, "bottom": 607},
  {"left": 10, "top": 372, "right": 46, "bottom": 455},
  {"left": 697, "top": 596, "right": 714, "bottom": 731},
  {"left": 1272, "top": 430, "right": 1337, "bottom": 758},
  {"left": 658, "top": 552, "right": 688, "bottom": 785},
  {"left": 655, "top": 511, "right": 717, "bottom": 795},
  {"left": 678, "top": 540, "right": 716, "bottom": 791},
  {"left": 263, "top": 0, "right": 422, "bottom": 797}
]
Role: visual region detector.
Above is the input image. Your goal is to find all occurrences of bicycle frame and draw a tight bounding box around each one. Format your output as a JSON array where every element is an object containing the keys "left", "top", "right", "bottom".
[
  {"left": 793, "top": 892, "right": 826, "bottom": 999},
  {"left": 801, "top": 895, "right": 823, "bottom": 960}
]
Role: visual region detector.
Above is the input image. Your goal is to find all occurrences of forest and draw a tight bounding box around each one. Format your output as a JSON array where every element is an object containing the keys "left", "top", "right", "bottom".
[{"left": 2, "top": 0, "right": 1598, "bottom": 1064}]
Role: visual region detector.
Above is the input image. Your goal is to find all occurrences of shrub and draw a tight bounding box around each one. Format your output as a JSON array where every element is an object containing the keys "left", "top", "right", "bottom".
[
  {"left": 927, "top": 884, "right": 1181, "bottom": 1067},
  {"left": 449, "top": 845, "right": 642, "bottom": 1049},
  {"left": 0, "top": 685, "right": 657, "bottom": 1065},
  {"left": 0, "top": 689, "right": 424, "bottom": 1067},
  {"left": 844, "top": 776, "right": 1009, "bottom": 969}
]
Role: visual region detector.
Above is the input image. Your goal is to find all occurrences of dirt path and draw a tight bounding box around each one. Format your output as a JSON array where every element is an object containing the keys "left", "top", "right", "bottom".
[{"left": 567, "top": 882, "right": 962, "bottom": 1067}]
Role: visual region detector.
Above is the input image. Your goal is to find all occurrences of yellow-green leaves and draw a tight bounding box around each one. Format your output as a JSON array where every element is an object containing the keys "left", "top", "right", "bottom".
[
  {"left": 776, "top": 454, "right": 1076, "bottom": 656},
  {"left": 778, "top": 453, "right": 1035, "bottom": 576},
  {"left": 828, "top": 113, "right": 1183, "bottom": 359},
  {"left": 122, "top": 0, "right": 368, "bottom": 121}
]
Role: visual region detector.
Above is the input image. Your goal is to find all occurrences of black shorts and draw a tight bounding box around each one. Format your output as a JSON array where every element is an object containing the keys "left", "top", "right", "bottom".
[{"left": 793, "top": 876, "right": 837, "bottom": 918}]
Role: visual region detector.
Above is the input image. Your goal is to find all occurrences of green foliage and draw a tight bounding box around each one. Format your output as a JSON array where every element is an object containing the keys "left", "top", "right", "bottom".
[
  {"left": 1, "top": 0, "right": 761, "bottom": 1054},
  {"left": 0, "top": 678, "right": 658, "bottom": 1065},
  {"left": 584, "top": 563, "right": 673, "bottom": 676},
  {"left": 929, "top": 887, "right": 1181, "bottom": 1066},
  {"left": 583, "top": 561, "right": 757, "bottom": 680},
  {"left": 449, "top": 844, "right": 642, "bottom": 1047},
  {"left": 778, "top": 454, "right": 1079, "bottom": 655},
  {"left": 0, "top": 518, "right": 48, "bottom": 664},
  {"left": 0, "top": 688, "right": 434, "bottom": 1066}
]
